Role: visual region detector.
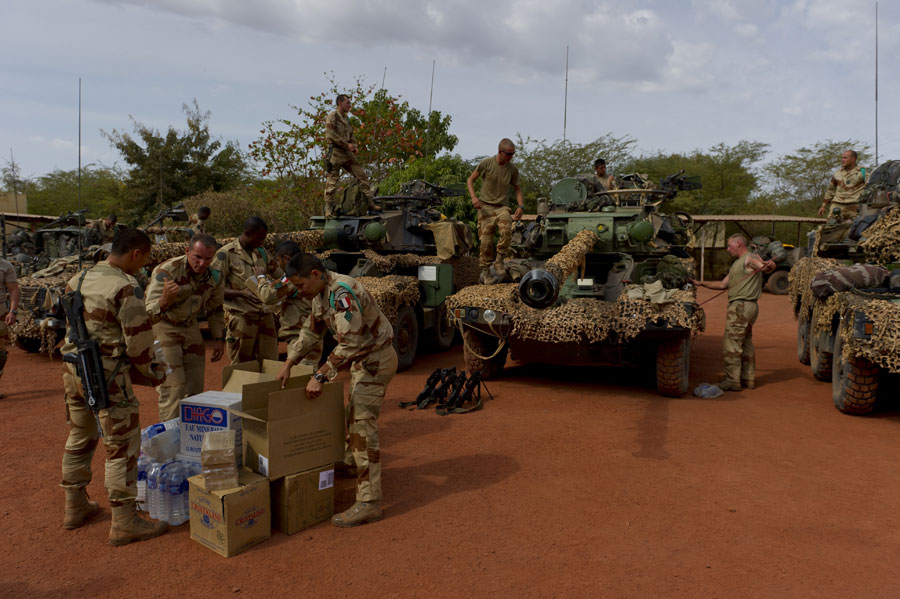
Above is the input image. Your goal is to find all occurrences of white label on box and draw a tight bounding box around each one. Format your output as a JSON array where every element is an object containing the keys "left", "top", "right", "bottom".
[
  {"left": 258, "top": 454, "right": 269, "bottom": 477},
  {"left": 319, "top": 469, "right": 335, "bottom": 490},
  {"left": 418, "top": 265, "right": 437, "bottom": 282}
]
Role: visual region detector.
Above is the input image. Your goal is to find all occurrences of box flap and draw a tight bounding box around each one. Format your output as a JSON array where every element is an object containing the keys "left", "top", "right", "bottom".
[
  {"left": 222, "top": 369, "right": 274, "bottom": 394},
  {"left": 221, "top": 360, "right": 262, "bottom": 389},
  {"left": 228, "top": 376, "right": 311, "bottom": 422},
  {"left": 267, "top": 386, "right": 310, "bottom": 420}
]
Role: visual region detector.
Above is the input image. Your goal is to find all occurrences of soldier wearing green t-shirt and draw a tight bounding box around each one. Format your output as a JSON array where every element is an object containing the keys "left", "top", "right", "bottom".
[
  {"left": 467, "top": 138, "right": 525, "bottom": 268},
  {"left": 691, "top": 234, "right": 775, "bottom": 391}
]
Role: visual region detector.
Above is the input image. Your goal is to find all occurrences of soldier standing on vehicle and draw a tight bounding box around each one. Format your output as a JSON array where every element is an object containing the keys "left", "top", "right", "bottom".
[
  {"left": 691, "top": 234, "right": 775, "bottom": 391},
  {"left": 212, "top": 217, "right": 279, "bottom": 365},
  {"left": 467, "top": 138, "right": 525, "bottom": 269},
  {"left": 89, "top": 214, "right": 118, "bottom": 244},
  {"left": 592, "top": 158, "right": 617, "bottom": 192},
  {"left": 276, "top": 253, "right": 397, "bottom": 528},
  {"left": 189, "top": 206, "right": 211, "bottom": 235},
  {"left": 818, "top": 150, "right": 867, "bottom": 220},
  {"left": 144, "top": 233, "right": 226, "bottom": 421},
  {"left": 60, "top": 229, "right": 168, "bottom": 545},
  {"left": 0, "top": 257, "right": 20, "bottom": 399},
  {"left": 324, "top": 94, "right": 379, "bottom": 217}
]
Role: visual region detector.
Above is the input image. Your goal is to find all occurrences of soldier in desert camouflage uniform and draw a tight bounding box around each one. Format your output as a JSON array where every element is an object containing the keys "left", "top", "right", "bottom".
[
  {"left": 59, "top": 229, "right": 168, "bottom": 546},
  {"left": 88, "top": 214, "right": 118, "bottom": 244},
  {"left": 818, "top": 150, "right": 867, "bottom": 221},
  {"left": 0, "top": 257, "right": 20, "bottom": 399},
  {"left": 323, "top": 94, "right": 379, "bottom": 218},
  {"left": 212, "top": 217, "right": 279, "bottom": 365},
  {"left": 188, "top": 206, "right": 211, "bottom": 236},
  {"left": 252, "top": 241, "right": 321, "bottom": 368},
  {"left": 277, "top": 253, "right": 397, "bottom": 528},
  {"left": 145, "top": 233, "right": 226, "bottom": 420},
  {"left": 692, "top": 234, "right": 775, "bottom": 391},
  {"left": 467, "top": 138, "right": 525, "bottom": 269}
]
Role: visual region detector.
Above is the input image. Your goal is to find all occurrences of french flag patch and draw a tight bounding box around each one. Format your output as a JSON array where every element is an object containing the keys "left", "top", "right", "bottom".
[{"left": 336, "top": 295, "right": 352, "bottom": 311}]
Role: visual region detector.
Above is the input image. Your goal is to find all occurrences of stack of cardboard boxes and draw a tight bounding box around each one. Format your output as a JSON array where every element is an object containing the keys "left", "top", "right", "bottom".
[{"left": 186, "top": 360, "right": 346, "bottom": 557}]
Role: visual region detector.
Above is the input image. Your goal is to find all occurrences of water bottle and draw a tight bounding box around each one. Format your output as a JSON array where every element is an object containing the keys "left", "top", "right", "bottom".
[
  {"left": 153, "top": 340, "right": 174, "bottom": 375},
  {"left": 147, "top": 462, "right": 162, "bottom": 520},
  {"left": 136, "top": 454, "right": 150, "bottom": 511},
  {"left": 143, "top": 418, "right": 180, "bottom": 440},
  {"left": 166, "top": 463, "right": 188, "bottom": 526}
]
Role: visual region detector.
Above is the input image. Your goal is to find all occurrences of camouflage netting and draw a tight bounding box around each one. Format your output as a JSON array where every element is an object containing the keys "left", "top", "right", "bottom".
[
  {"left": 840, "top": 293, "right": 900, "bottom": 374},
  {"left": 812, "top": 294, "right": 842, "bottom": 331},
  {"left": 356, "top": 275, "right": 420, "bottom": 324},
  {"left": 446, "top": 283, "right": 703, "bottom": 344},
  {"left": 10, "top": 310, "right": 62, "bottom": 354},
  {"left": 788, "top": 257, "right": 840, "bottom": 317},
  {"left": 543, "top": 229, "right": 599, "bottom": 283},
  {"left": 148, "top": 242, "right": 189, "bottom": 270},
  {"left": 360, "top": 250, "right": 442, "bottom": 273},
  {"left": 267, "top": 230, "right": 326, "bottom": 253},
  {"left": 859, "top": 207, "right": 900, "bottom": 264}
]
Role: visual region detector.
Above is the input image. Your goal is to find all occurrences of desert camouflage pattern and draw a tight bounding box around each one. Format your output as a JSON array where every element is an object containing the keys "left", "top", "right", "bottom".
[
  {"left": 253, "top": 274, "right": 320, "bottom": 367},
  {"left": 355, "top": 275, "right": 420, "bottom": 324},
  {"left": 0, "top": 258, "right": 15, "bottom": 380},
  {"left": 88, "top": 219, "right": 117, "bottom": 243},
  {"left": 287, "top": 271, "right": 396, "bottom": 503},
  {"left": 824, "top": 165, "right": 866, "bottom": 207},
  {"left": 723, "top": 299, "right": 759, "bottom": 386},
  {"left": 188, "top": 213, "right": 207, "bottom": 235},
  {"left": 810, "top": 264, "right": 889, "bottom": 299},
  {"left": 60, "top": 261, "right": 157, "bottom": 506},
  {"left": 860, "top": 207, "right": 900, "bottom": 264},
  {"left": 145, "top": 255, "right": 226, "bottom": 420},
  {"left": 477, "top": 204, "right": 513, "bottom": 266},
  {"left": 839, "top": 293, "right": 900, "bottom": 374},
  {"left": 324, "top": 108, "right": 373, "bottom": 216}
]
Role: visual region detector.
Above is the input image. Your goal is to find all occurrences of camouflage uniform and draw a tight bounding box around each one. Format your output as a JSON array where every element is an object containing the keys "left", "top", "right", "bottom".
[
  {"left": 188, "top": 213, "right": 207, "bottom": 236},
  {"left": 89, "top": 219, "right": 117, "bottom": 244},
  {"left": 823, "top": 165, "right": 866, "bottom": 221},
  {"left": 723, "top": 254, "right": 763, "bottom": 386},
  {"left": 324, "top": 108, "right": 373, "bottom": 217},
  {"left": 287, "top": 271, "right": 397, "bottom": 503},
  {"left": 60, "top": 261, "right": 157, "bottom": 507},
  {"left": 144, "top": 255, "right": 226, "bottom": 420},
  {"left": 0, "top": 258, "right": 17, "bottom": 383},
  {"left": 253, "top": 274, "right": 321, "bottom": 368},
  {"left": 213, "top": 240, "right": 279, "bottom": 365},
  {"left": 473, "top": 156, "right": 519, "bottom": 266}
]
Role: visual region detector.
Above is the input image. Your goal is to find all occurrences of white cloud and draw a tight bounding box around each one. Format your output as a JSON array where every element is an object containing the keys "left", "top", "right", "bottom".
[{"left": 734, "top": 23, "right": 760, "bottom": 41}]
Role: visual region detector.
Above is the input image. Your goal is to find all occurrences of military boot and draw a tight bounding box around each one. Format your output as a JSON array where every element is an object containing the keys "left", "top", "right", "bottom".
[
  {"left": 717, "top": 379, "right": 742, "bottom": 392},
  {"left": 368, "top": 201, "right": 382, "bottom": 212},
  {"left": 332, "top": 501, "right": 383, "bottom": 528},
  {"left": 63, "top": 487, "right": 101, "bottom": 530},
  {"left": 108, "top": 503, "right": 168, "bottom": 546},
  {"left": 741, "top": 379, "right": 756, "bottom": 389}
]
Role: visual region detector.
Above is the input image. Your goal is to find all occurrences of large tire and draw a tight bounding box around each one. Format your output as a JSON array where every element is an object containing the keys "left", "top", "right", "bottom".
[
  {"left": 832, "top": 324, "right": 879, "bottom": 414},
  {"left": 425, "top": 304, "right": 455, "bottom": 352},
  {"left": 656, "top": 337, "right": 691, "bottom": 397},
  {"left": 393, "top": 304, "right": 419, "bottom": 372},
  {"left": 15, "top": 335, "right": 43, "bottom": 354},
  {"left": 461, "top": 327, "right": 508, "bottom": 380},
  {"left": 766, "top": 270, "right": 790, "bottom": 295},
  {"left": 797, "top": 310, "right": 811, "bottom": 365},
  {"left": 809, "top": 305, "right": 833, "bottom": 381}
]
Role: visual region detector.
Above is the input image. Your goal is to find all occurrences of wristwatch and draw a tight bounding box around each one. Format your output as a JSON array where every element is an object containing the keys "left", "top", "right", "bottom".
[{"left": 313, "top": 372, "right": 327, "bottom": 384}]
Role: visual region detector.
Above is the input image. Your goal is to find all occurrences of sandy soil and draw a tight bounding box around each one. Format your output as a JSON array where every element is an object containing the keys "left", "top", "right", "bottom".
[{"left": 1, "top": 289, "right": 898, "bottom": 599}]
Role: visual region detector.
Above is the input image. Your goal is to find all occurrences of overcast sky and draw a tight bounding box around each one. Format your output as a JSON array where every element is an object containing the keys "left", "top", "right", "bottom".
[{"left": 2, "top": 0, "right": 898, "bottom": 182}]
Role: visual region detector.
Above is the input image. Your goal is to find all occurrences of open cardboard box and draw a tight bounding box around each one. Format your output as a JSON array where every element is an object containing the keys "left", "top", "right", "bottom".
[
  {"left": 188, "top": 469, "right": 271, "bottom": 558},
  {"left": 221, "top": 359, "right": 314, "bottom": 393}
]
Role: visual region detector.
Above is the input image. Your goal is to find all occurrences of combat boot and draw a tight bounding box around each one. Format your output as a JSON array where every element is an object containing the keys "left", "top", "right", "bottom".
[
  {"left": 108, "top": 503, "right": 168, "bottom": 546},
  {"left": 717, "top": 379, "right": 742, "bottom": 392},
  {"left": 332, "top": 501, "right": 383, "bottom": 528},
  {"left": 741, "top": 379, "right": 756, "bottom": 389},
  {"left": 368, "top": 201, "right": 382, "bottom": 212},
  {"left": 63, "top": 487, "right": 100, "bottom": 530}
]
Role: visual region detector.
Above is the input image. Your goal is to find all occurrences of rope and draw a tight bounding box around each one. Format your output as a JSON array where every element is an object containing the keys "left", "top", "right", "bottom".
[{"left": 457, "top": 320, "right": 507, "bottom": 360}]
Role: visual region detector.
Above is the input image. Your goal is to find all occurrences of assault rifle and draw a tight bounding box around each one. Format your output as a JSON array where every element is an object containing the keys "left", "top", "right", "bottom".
[{"left": 59, "top": 289, "right": 111, "bottom": 412}]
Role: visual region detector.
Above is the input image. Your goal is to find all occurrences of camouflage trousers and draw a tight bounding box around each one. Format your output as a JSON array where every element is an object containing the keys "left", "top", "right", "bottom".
[
  {"left": 154, "top": 321, "right": 206, "bottom": 421},
  {"left": 344, "top": 344, "right": 398, "bottom": 503},
  {"left": 825, "top": 202, "right": 859, "bottom": 222},
  {"left": 324, "top": 157, "right": 373, "bottom": 218},
  {"left": 61, "top": 366, "right": 140, "bottom": 507},
  {"left": 225, "top": 311, "right": 278, "bottom": 366},
  {"left": 477, "top": 204, "right": 513, "bottom": 267},
  {"left": 723, "top": 299, "right": 759, "bottom": 385},
  {"left": 0, "top": 311, "right": 8, "bottom": 382}
]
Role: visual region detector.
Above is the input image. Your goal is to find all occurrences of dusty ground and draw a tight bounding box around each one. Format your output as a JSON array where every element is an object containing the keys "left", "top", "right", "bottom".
[{"left": 1, "top": 289, "right": 898, "bottom": 599}]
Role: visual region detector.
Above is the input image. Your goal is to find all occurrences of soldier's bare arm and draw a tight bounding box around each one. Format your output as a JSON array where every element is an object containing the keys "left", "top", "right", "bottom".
[
  {"left": 5, "top": 281, "right": 18, "bottom": 326},
  {"left": 513, "top": 184, "right": 524, "bottom": 221},
  {"left": 467, "top": 169, "right": 482, "bottom": 210}
]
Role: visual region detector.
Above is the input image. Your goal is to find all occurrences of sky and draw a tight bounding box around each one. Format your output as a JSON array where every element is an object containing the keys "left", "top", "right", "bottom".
[{"left": 2, "top": 0, "right": 899, "bottom": 182}]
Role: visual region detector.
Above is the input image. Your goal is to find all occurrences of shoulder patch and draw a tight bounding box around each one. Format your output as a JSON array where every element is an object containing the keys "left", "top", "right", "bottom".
[
  {"left": 216, "top": 251, "right": 226, "bottom": 261},
  {"left": 156, "top": 272, "right": 167, "bottom": 282},
  {"left": 209, "top": 269, "right": 221, "bottom": 284},
  {"left": 257, "top": 247, "right": 268, "bottom": 262},
  {"left": 133, "top": 285, "right": 144, "bottom": 300}
]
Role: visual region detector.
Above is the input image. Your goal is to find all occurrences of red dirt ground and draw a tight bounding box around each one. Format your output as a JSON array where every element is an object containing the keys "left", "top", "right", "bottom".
[{"left": 1, "top": 289, "right": 898, "bottom": 598}]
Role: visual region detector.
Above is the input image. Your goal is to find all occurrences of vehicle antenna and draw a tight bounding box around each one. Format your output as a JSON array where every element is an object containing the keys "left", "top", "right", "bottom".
[
  {"left": 563, "top": 45, "right": 569, "bottom": 144},
  {"left": 78, "top": 77, "right": 83, "bottom": 270}
]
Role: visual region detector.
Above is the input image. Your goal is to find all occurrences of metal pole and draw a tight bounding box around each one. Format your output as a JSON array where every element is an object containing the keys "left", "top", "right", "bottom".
[
  {"left": 563, "top": 45, "right": 569, "bottom": 143},
  {"left": 875, "top": 1, "right": 879, "bottom": 165},
  {"left": 78, "top": 78, "right": 83, "bottom": 269},
  {"left": 426, "top": 59, "right": 435, "bottom": 159}
]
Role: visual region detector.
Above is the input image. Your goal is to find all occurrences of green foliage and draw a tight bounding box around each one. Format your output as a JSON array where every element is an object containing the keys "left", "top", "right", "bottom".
[
  {"left": 182, "top": 185, "right": 309, "bottom": 238},
  {"left": 22, "top": 165, "right": 128, "bottom": 220},
  {"left": 377, "top": 154, "right": 474, "bottom": 194},
  {"left": 403, "top": 108, "right": 458, "bottom": 159},
  {"left": 103, "top": 99, "right": 248, "bottom": 221}
]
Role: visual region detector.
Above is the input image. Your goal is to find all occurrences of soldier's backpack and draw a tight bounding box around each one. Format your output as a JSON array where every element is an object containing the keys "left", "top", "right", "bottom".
[
  {"left": 335, "top": 182, "right": 369, "bottom": 217},
  {"left": 810, "top": 264, "right": 889, "bottom": 298}
]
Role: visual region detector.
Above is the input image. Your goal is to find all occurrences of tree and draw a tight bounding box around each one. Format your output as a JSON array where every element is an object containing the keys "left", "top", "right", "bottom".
[
  {"left": 23, "top": 165, "right": 127, "bottom": 219},
  {"left": 103, "top": 100, "right": 248, "bottom": 220}
]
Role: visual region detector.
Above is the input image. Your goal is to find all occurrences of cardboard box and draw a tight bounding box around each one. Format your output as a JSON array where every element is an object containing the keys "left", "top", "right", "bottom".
[
  {"left": 221, "top": 359, "right": 314, "bottom": 394},
  {"left": 180, "top": 391, "right": 243, "bottom": 466},
  {"left": 231, "top": 376, "right": 344, "bottom": 480},
  {"left": 176, "top": 452, "right": 201, "bottom": 473},
  {"left": 188, "top": 470, "right": 271, "bottom": 558},
  {"left": 271, "top": 465, "right": 335, "bottom": 535}
]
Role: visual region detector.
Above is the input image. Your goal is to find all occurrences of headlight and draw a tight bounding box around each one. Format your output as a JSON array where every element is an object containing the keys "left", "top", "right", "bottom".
[{"left": 482, "top": 309, "right": 496, "bottom": 324}]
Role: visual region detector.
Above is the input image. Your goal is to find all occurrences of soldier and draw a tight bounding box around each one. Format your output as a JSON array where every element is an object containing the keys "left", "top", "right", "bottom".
[
  {"left": 253, "top": 241, "right": 321, "bottom": 368},
  {"left": 592, "top": 158, "right": 617, "bottom": 192},
  {"left": 691, "top": 234, "right": 775, "bottom": 391},
  {"left": 276, "top": 253, "right": 397, "bottom": 527},
  {"left": 818, "top": 150, "right": 867, "bottom": 221},
  {"left": 212, "top": 216, "right": 279, "bottom": 365},
  {"left": 0, "top": 256, "right": 20, "bottom": 399},
  {"left": 323, "top": 94, "right": 379, "bottom": 217},
  {"left": 144, "top": 233, "right": 226, "bottom": 421},
  {"left": 60, "top": 228, "right": 168, "bottom": 545},
  {"left": 189, "top": 206, "right": 211, "bottom": 235},
  {"left": 467, "top": 138, "right": 525, "bottom": 269},
  {"left": 89, "top": 214, "right": 118, "bottom": 244}
]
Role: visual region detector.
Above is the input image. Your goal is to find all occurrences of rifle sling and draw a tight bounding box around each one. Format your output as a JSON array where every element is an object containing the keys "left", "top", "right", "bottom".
[{"left": 75, "top": 268, "right": 130, "bottom": 398}]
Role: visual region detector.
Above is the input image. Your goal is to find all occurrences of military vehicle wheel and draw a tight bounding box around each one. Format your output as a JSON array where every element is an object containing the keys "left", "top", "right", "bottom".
[
  {"left": 15, "top": 335, "right": 43, "bottom": 354},
  {"left": 796, "top": 311, "right": 811, "bottom": 365},
  {"left": 656, "top": 337, "right": 690, "bottom": 397},
  {"left": 462, "top": 327, "right": 508, "bottom": 380},
  {"left": 393, "top": 304, "right": 419, "bottom": 372},
  {"left": 426, "top": 304, "right": 455, "bottom": 352},
  {"left": 766, "top": 270, "right": 789, "bottom": 295},
  {"left": 809, "top": 318, "right": 833, "bottom": 382},
  {"left": 832, "top": 324, "right": 879, "bottom": 414}
]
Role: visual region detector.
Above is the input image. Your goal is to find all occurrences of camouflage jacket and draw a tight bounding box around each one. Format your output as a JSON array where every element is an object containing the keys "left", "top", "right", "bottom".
[
  {"left": 89, "top": 219, "right": 116, "bottom": 243},
  {"left": 188, "top": 213, "right": 207, "bottom": 235},
  {"left": 144, "top": 254, "right": 226, "bottom": 338},
  {"left": 824, "top": 165, "right": 866, "bottom": 205},
  {"left": 60, "top": 260, "right": 155, "bottom": 376},
  {"left": 212, "top": 240, "right": 279, "bottom": 317},
  {"left": 287, "top": 271, "right": 393, "bottom": 379},
  {"left": 325, "top": 109, "right": 356, "bottom": 163},
  {"left": 253, "top": 274, "right": 313, "bottom": 341}
]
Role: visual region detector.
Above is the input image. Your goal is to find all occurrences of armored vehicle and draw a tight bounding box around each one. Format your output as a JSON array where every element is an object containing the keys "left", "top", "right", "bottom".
[
  {"left": 789, "top": 159, "right": 900, "bottom": 414},
  {"left": 447, "top": 171, "right": 705, "bottom": 397},
  {"left": 307, "top": 180, "right": 480, "bottom": 370}
]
